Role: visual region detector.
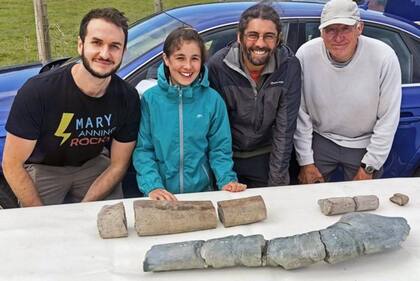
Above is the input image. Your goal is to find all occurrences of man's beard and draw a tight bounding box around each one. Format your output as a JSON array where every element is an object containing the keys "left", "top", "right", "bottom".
[
  {"left": 81, "top": 49, "right": 121, "bottom": 79},
  {"left": 242, "top": 44, "right": 273, "bottom": 66}
]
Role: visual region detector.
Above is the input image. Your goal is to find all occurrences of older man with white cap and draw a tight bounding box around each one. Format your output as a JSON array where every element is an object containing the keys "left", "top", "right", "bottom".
[{"left": 293, "top": 0, "right": 402, "bottom": 184}]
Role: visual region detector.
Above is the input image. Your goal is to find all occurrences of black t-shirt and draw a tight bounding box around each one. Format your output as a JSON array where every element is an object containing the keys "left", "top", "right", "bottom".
[{"left": 6, "top": 63, "right": 140, "bottom": 166}]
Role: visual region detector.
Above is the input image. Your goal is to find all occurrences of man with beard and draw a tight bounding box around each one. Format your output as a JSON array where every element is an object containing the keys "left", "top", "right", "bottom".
[
  {"left": 2, "top": 8, "right": 140, "bottom": 207},
  {"left": 207, "top": 3, "right": 301, "bottom": 187}
]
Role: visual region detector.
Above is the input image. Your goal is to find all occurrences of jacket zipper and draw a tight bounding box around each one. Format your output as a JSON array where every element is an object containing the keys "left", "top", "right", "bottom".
[
  {"left": 224, "top": 56, "right": 271, "bottom": 131},
  {"left": 178, "top": 89, "right": 184, "bottom": 193},
  {"left": 201, "top": 164, "right": 212, "bottom": 191}
]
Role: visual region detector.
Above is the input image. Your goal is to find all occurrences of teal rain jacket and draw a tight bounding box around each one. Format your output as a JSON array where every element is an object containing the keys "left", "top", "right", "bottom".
[{"left": 133, "top": 63, "right": 237, "bottom": 195}]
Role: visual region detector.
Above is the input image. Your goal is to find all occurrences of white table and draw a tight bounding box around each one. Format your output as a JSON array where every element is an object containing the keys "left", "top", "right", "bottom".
[{"left": 0, "top": 178, "right": 419, "bottom": 281}]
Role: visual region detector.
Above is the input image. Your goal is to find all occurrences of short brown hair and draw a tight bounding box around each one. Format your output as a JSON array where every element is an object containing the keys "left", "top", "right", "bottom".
[
  {"left": 79, "top": 8, "right": 128, "bottom": 48},
  {"left": 238, "top": 3, "right": 282, "bottom": 44}
]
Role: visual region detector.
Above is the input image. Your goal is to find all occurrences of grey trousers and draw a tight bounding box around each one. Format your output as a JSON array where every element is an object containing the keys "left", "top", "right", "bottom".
[
  {"left": 313, "top": 133, "right": 383, "bottom": 181},
  {"left": 24, "top": 154, "right": 123, "bottom": 206}
]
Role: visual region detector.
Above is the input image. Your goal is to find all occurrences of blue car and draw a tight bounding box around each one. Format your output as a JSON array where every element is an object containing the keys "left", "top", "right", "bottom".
[{"left": 1, "top": 0, "right": 419, "bottom": 203}]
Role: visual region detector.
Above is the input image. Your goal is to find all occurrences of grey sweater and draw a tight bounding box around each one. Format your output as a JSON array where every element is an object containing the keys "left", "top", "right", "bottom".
[{"left": 294, "top": 35, "right": 401, "bottom": 170}]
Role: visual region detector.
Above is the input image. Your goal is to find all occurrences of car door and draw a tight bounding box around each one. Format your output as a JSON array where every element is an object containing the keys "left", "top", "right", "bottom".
[{"left": 294, "top": 19, "right": 420, "bottom": 177}]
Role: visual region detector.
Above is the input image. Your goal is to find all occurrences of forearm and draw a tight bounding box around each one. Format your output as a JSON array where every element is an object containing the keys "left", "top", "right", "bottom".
[
  {"left": 3, "top": 164, "right": 42, "bottom": 207},
  {"left": 294, "top": 107, "right": 315, "bottom": 166},
  {"left": 82, "top": 163, "right": 128, "bottom": 202},
  {"left": 270, "top": 71, "right": 301, "bottom": 185},
  {"left": 132, "top": 147, "right": 164, "bottom": 195},
  {"left": 268, "top": 151, "right": 291, "bottom": 186},
  {"left": 362, "top": 57, "right": 401, "bottom": 169},
  {"left": 270, "top": 126, "right": 295, "bottom": 185},
  {"left": 362, "top": 124, "right": 398, "bottom": 169}
]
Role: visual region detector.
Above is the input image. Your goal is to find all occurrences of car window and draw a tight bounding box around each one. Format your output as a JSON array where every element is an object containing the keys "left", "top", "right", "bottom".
[
  {"left": 204, "top": 27, "right": 237, "bottom": 57},
  {"left": 122, "top": 13, "right": 185, "bottom": 69},
  {"left": 299, "top": 21, "right": 413, "bottom": 84},
  {"left": 402, "top": 35, "right": 420, "bottom": 83},
  {"left": 363, "top": 25, "right": 412, "bottom": 84}
]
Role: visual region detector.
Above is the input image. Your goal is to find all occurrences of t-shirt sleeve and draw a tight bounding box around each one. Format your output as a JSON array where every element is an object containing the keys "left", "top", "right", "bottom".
[
  {"left": 113, "top": 86, "right": 141, "bottom": 143},
  {"left": 5, "top": 79, "right": 43, "bottom": 140}
]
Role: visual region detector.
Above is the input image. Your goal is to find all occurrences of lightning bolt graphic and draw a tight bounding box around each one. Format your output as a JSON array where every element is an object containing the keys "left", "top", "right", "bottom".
[{"left": 54, "top": 113, "right": 74, "bottom": 145}]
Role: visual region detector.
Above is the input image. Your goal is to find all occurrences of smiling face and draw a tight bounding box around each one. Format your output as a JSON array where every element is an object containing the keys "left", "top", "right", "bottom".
[
  {"left": 78, "top": 18, "right": 125, "bottom": 79},
  {"left": 163, "top": 40, "right": 202, "bottom": 87},
  {"left": 321, "top": 22, "right": 363, "bottom": 62},
  {"left": 238, "top": 18, "right": 279, "bottom": 72}
]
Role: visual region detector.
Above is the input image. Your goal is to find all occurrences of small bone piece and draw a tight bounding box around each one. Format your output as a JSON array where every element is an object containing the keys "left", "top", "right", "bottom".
[
  {"left": 318, "top": 197, "right": 356, "bottom": 215},
  {"left": 97, "top": 202, "right": 128, "bottom": 239},
  {"left": 134, "top": 200, "right": 217, "bottom": 236},
  {"left": 217, "top": 195, "right": 267, "bottom": 227},
  {"left": 390, "top": 193, "right": 409, "bottom": 206},
  {"left": 353, "top": 195, "right": 379, "bottom": 211}
]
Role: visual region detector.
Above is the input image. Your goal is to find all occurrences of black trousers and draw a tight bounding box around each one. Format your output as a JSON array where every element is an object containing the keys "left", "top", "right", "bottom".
[{"left": 233, "top": 153, "right": 270, "bottom": 188}]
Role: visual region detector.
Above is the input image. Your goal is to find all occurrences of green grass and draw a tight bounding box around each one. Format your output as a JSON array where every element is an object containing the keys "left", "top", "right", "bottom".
[{"left": 0, "top": 0, "right": 213, "bottom": 67}]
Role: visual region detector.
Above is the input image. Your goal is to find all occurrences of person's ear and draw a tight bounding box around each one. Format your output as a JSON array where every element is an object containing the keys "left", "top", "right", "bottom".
[
  {"left": 77, "top": 36, "right": 83, "bottom": 56},
  {"left": 162, "top": 53, "right": 169, "bottom": 66},
  {"left": 276, "top": 32, "right": 282, "bottom": 46},
  {"left": 237, "top": 32, "right": 241, "bottom": 44},
  {"left": 356, "top": 22, "right": 364, "bottom": 35}
]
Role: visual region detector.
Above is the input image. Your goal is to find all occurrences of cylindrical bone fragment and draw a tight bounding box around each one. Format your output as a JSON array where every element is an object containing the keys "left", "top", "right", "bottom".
[
  {"left": 97, "top": 202, "right": 128, "bottom": 239},
  {"left": 143, "top": 240, "right": 206, "bottom": 272},
  {"left": 318, "top": 197, "right": 356, "bottom": 215},
  {"left": 134, "top": 200, "right": 217, "bottom": 236},
  {"left": 266, "top": 231, "right": 326, "bottom": 269},
  {"left": 390, "top": 193, "right": 409, "bottom": 206},
  {"left": 217, "top": 195, "right": 267, "bottom": 227},
  {"left": 353, "top": 195, "right": 379, "bottom": 211},
  {"left": 200, "top": 235, "right": 266, "bottom": 268}
]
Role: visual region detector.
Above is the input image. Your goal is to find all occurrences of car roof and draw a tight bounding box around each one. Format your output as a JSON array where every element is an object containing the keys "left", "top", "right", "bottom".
[{"left": 165, "top": 1, "right": 420, "bottom": 38}]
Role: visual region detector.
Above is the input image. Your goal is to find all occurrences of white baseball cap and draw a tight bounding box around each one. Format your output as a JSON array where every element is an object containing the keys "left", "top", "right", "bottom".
[{"left": 319, "top": 0, "right": 361, "bottom": 30}]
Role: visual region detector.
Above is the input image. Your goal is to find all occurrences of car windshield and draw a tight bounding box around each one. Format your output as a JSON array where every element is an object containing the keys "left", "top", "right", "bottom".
[{"left": 121, "top": 12, "right": 185, "bottom": 68}]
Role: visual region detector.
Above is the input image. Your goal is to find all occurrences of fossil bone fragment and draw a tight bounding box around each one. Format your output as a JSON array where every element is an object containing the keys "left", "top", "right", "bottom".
[
  {"left": 390, "top": 193, "right": 409, "bottom": 206},
  {"left": 266, "top": 231, "right": 326, "bottom": 269},
  {"left": 143, "top": 213, "right": 410, "bottom": 272},
  {"left": 318, "top": 195, "right": 379, "bottom": 215},
  {"left": 217, "top": 195, "right": 267, "bottom": 227},
  {"left": 134, "top": 200, "right": 217, "bottom": 236},
  {"left": 200, "top": 235, "right": 266, "bottom": 268},
  {"left": 318, "top": 197, "right": 355, "bottom": 215},
  {"left": 97, "top": 202, "right": 128, "bottom": 239}
]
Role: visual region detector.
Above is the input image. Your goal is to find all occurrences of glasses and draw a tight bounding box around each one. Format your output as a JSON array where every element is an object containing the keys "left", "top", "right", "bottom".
[
  {"left": 243, "top": 32, "right": 278, "bottom": 43},
  {"left": 323, "top": 25, "right": 357, "bottom": 38}
]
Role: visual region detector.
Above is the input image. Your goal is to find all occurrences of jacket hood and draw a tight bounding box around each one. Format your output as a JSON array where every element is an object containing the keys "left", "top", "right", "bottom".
[{"left": 156, "top": 62, "right": 210, "bottom": 99}]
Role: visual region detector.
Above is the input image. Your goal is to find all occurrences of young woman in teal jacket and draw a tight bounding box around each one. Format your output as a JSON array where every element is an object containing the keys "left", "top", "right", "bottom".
[{"left": 132, "top": 27, "right": 246, "bottom": 200}]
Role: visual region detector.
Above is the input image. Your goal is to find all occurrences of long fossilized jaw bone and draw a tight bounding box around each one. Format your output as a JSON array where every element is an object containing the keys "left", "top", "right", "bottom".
[{"left": 143, "top": 213, "right": 410, "bottom": 272}]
